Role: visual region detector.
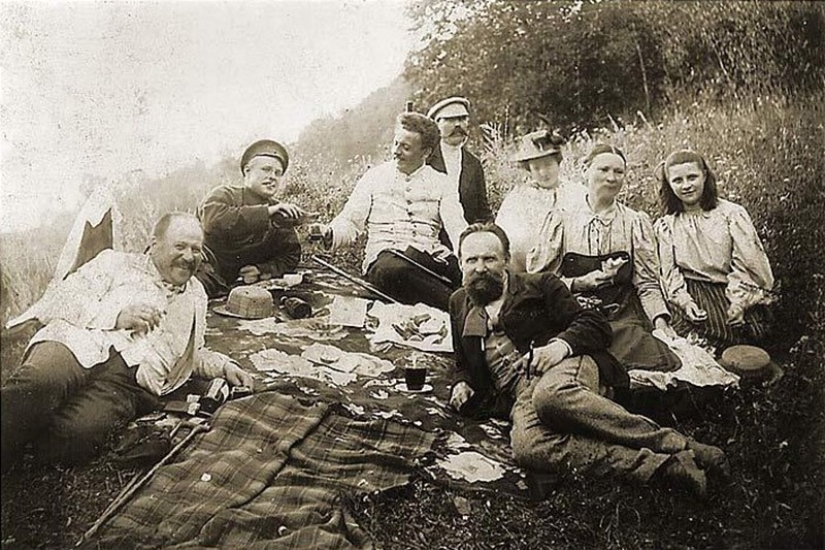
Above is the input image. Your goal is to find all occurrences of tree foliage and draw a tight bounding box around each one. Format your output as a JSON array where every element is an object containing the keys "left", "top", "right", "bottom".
[{"left": 404, "top": 0, "right": 825, "bottom": 132}]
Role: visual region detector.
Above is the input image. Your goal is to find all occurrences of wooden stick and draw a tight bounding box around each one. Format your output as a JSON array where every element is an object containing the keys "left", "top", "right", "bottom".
[
  {"left": 386, "top": 249, "right": 454, "bottom": 285},
  {"left": 77, "top": 422, "right": 210, "bottom": 546},
  {"left": 310, "top": 255, "right": 398, "bottom": 303}
]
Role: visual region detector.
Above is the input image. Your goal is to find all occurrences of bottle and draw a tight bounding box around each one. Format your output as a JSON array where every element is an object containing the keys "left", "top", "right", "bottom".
[
  {"left": 280, "top": 296, "right": 312, "bottom": 319},
  {"left": 200, "top": 378, "right": 230, "bottom": 414}
]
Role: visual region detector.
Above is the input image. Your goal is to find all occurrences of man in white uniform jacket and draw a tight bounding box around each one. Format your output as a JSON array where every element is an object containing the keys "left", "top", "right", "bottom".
[{"left": 318, "top": 112, "right": 468, "bottom": 310}]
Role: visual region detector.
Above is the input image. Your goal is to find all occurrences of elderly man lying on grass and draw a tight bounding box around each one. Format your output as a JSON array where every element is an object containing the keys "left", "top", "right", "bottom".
[
  {"left": 0, "top": 212, "right": 254, "bottom": 471},
  {"left": 448, "top": 223, "right": 730, "bottom": 497}
]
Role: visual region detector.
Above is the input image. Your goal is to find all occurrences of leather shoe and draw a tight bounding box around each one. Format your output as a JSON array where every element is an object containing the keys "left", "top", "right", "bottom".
[
  {"left": 654, "top": 450, "right": 708, "bottom": 498},
  {"left": 686, "top": 439, "right": 730, "bottom": 479}
]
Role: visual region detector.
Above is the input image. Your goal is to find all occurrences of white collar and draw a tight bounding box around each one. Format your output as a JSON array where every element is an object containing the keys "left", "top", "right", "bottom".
[
  {"left": 397, "top": 163, "right": 427, "bottom": 181},
  {"left": 441, "top": 138, "right": 466, "bottom": 153}
]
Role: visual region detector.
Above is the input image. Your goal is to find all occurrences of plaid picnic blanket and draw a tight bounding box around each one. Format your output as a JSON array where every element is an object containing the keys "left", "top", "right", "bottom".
[
  {"left": 95, "top": 391, "right": 434, "bottom": 549},
  {"left": 91, "top": 267, "right": 531, "bottom": 548}
]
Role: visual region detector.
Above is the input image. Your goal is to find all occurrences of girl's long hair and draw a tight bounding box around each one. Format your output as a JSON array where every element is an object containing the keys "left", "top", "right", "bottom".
[{"left": 656, "top": 150, "right": 719, "bottom": 215}]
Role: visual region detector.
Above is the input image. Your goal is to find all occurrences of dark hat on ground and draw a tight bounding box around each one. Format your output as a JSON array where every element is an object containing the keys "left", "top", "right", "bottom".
[
  {"left": 511, "top": 130, "right": 564, "bottom": 163},
  {"left": 240, "top": 139, "right": 289, "bottom": 174},
  {"left": 427, "top": 97, "right": 470, "bottom": 120},
  {"left": 719, "top": 345, "right": 781, "bottom": 382},
  {"left": 214, "top": 286, "right": 274, "bottom": 319}
]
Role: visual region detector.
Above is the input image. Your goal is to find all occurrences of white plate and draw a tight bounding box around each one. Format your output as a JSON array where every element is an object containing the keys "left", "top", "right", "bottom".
[{"left": 396, "top": 382, "right": 433, "bottom": 394}]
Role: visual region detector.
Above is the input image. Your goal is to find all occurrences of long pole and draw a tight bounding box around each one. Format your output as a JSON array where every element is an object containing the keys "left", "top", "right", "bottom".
[
  {"left": 77, "top": 422, "right": 210, "bottom": 546},
  {"left": 386, "top": 249, "right": 454, "bottom": 285},
  {"left": 310, "top": 255, "right": 398, "bottom": 304}
]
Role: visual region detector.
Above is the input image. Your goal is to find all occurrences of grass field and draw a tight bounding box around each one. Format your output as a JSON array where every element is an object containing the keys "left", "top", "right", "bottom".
[{"left": 1, "top": 92, "right": 823, "bottom": 548}]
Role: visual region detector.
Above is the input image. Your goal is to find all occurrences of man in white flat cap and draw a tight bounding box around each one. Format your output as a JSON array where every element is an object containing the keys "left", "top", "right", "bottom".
[{"left": 427, "top": 96, "right": 492, "bottom": 230}]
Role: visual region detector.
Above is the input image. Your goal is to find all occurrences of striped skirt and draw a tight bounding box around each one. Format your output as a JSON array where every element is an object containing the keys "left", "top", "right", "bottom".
[{"left": 670, "top": 279, "right": 773, "bottom": 348}]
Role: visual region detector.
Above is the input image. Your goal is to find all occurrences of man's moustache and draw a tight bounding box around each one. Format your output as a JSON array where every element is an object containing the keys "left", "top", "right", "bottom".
[{"left": 173, "top": 261, "right": 196, "bottom": 271}]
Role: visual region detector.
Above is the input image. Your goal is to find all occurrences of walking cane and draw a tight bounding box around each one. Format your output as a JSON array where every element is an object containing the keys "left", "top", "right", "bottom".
[
  {"left": 310, "top": 255, "right": 399, "bottom": 304},
  {"left": 76, "top": 420, "right": 210, "bottom": 546},
  {"left": 386, "top": 249, "right": 454, "bottom": 286}
]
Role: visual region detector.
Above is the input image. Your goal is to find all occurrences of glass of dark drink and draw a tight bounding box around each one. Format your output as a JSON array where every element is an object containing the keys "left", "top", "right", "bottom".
[{"left": 404, "top": 356, "right": 426, "bottom": 391}]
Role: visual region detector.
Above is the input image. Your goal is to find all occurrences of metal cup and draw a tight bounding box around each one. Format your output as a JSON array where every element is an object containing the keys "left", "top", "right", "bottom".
[{"left": 308, "top": 223, "right": 325, "bottom": 243}]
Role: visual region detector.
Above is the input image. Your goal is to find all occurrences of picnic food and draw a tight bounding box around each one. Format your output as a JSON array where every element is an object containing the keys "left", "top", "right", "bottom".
[
  {"left": 601, "top": 256, "right": 629, "bottom": 277},
  {"left": 391, "top": 313, "right": 448, "bottom": 343}
]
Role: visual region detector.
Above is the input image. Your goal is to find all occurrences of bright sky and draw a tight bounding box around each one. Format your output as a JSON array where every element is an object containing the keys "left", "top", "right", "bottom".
[{"left": 0, "top": 0, "right": 413, "bottom": 233}]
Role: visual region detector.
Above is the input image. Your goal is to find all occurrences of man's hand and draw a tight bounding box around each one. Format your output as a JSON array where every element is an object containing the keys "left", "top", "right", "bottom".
[
  {"left": 529, "top": 340, "right": 570, "bottom": 376},
  {"left": 726, "top": 304, "right": 746, "bottom": 326},
  {"left": 449, "top": 381, "right": 474, "bottom": 412},
  {"left": 239, "top": 265, "right": 261, "bottom": 284},
  {"left": 683, "top": 302, "right": 708, "bottom": 323},
  {"left": 268, "top": 203, "right": 319, "bottom": 224},
  {"left": 573, "top": 269, "right": 613, "bottom": 292},
  {"left": 116, "top": 304, "right": 164, "bottom": 335},
  {"left": 223, "top": 362, "right": 255, "bottom": 389},
  {"left": 654, "top": 316, "right": 678, "bottom": 339},
  {"left": 309, "top": 223, "right": 334, "bottom": 249}
]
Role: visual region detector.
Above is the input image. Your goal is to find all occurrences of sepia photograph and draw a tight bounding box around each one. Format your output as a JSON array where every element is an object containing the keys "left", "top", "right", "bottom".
[{"left": 1, "top": 1, "right": 823, "bottom": 548}]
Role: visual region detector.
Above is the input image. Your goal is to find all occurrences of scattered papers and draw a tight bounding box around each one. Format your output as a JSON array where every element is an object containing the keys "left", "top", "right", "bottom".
[
  {"left": 444, "top": 432, "right": 472, "bottom": 451},
  {"left": 250, "top": 344, "right": 395, "bottom": 387},
  {"left": 632, "top": 330, "right": 741, "bottom": 391},
  {"left": 373, "top": 410, "right": 403, "bottom": 420},
  {"left": 343, "top": 403, "right": 366, "bottom": 416},
  {"left": 329, "top": 295, "right": 371, "bottom": 328},
  {"left": 250, "top": 348, "right": 316, "bottom": 373},
  {"left": 236, "top": 317, "right": 347, "bottom": 343},
  {"left": 302, "top": 343, "right": 395, "bottom": 378},
  {"left": 436, "top": 451, "right": 506, "bottom": 483},
  {"left": 369, "top": 302, "right": 453, "bottom": 353}
]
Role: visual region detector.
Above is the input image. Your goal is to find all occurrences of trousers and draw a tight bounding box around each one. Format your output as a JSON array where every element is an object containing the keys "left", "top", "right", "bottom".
[
  {"left": 509, "top": 355, "right": 688, "bottom": 483},
  {"left": 366, "top": 249, "right": 461, "bottom": 311},
  {"left": 1, "top": 341, "right": 157, "bottom": 468}
]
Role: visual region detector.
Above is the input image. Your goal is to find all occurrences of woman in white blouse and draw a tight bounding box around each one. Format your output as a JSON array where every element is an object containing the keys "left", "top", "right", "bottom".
[
  {"left": 527, "top": 144, "right": 680, "bottom": 372},
  {"left": 654, "top": 149, "right": 775, "bottom": 348},
  {"left": 495, "top": 130, "right": 586, "bottom": 272}
]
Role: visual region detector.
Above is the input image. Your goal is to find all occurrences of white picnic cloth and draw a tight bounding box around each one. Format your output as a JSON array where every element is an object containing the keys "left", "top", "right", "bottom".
[{"left": 629, "top": 330, "right": 740, "bottom": 391}]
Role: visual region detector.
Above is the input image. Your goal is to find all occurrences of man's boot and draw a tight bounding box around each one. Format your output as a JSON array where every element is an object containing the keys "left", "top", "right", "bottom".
[
  {"left": 686, "top": 439, "right": 730, "bottom": 479},
  {"left": 653, "top": 450, "right": 708, "bottom": 498}
]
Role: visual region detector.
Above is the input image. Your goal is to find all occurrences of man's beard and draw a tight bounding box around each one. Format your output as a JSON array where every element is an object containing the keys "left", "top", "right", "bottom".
[{"left": 465, "top": 270, "right": 505, "bottom": 306}]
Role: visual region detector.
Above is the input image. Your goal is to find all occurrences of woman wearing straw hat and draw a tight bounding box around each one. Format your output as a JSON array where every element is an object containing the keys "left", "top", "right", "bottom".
[
  {"left": 527, "top": 144, "right": 681, "bottom": 373},
  {"left": 654, "top": 149, "right": 776, "bottom": 349},
  {"left": 495, "top": 130, "right": 586, "bottom": 272}
]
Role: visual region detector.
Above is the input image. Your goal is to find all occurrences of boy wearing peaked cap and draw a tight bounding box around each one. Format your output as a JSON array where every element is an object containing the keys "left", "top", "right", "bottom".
[{"left": 196, "top": 139, "right": 316, "bottom": 297}]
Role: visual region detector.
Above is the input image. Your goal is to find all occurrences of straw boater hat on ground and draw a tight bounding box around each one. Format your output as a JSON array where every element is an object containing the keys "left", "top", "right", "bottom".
[
  {"left": 510, "top": 129, "right": 564, "bottom": 163},
  {"left": 214, "top": 286, "right": 274, "bottom": 319},
  {"left": 719, "top": 345, "right": 783, "bottom": 382},
  {"left": 240, "top": 139, "right": 289, "bottom": 174}
]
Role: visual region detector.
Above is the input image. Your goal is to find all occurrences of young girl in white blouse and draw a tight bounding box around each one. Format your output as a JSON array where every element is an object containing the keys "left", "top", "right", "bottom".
[{"left": 654, "top": 150, "right": 775, "bottom": 348}]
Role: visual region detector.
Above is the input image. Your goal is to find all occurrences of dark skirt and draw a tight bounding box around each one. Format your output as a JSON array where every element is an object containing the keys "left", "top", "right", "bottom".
[
  {"left": 607, "top": 292, "right": 682, "bottom": 373},
  {"left": 561, "top": 252, "right": 681, "bottom": 373},
  {"left": 670, "top": 279, "right": 772, "bottom": 349}
]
